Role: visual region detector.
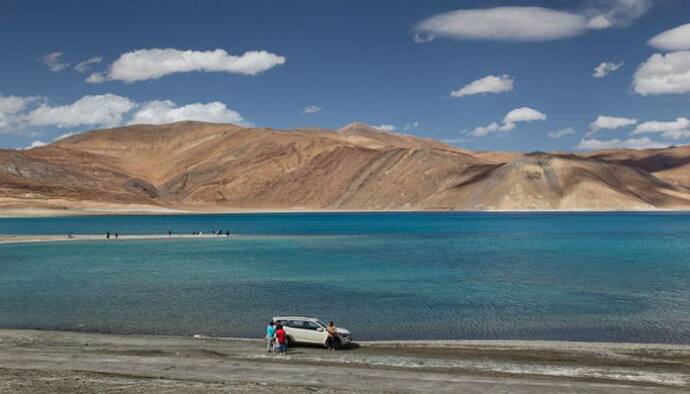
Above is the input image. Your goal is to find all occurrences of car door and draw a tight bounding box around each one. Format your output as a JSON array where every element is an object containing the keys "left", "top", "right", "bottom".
[
  {"left": 285, "top": 320, "right": 310, "bottom": 343},
  {"left": 300, "top": 320, "right": 327, "bottom": 344}
]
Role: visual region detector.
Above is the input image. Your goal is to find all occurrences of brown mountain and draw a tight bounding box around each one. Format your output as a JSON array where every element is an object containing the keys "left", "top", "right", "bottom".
[{"left": 2, "top": 121, "right": 690, "bottom": 212}]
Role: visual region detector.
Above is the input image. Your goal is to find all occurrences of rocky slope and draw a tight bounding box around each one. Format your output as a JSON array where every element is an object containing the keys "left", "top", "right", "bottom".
[{"left": 1, "top": 121, "right": 689, "bottom": 211}]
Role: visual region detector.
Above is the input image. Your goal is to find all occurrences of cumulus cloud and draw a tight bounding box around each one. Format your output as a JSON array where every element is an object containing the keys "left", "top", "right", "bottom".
[
  {"left": 130, "top": 100, "right": 246, "bottom": 125},
  {"left": 23, "top": 140, "right": 48, "bottom": 150},
  {"left": 589, "top": 115, "right": 637, "bottom": 132},
  {"left": 74, "top": 56, "right": 103, "bottom": 73},
  {"left": 38, "top": 52, "right": 69, "bottom": 71},
  {"left": 466, "top": 107, "right": 546, "bottom": 137},
  {"left": 468, "top": 122, "right": 515, "bottom": 137},
  {"left": 633, "top": 117, "right": 690, "bottom": 140},
  {"left": 451, "top": 75, "right": 513, "bottom": 98},
  {"left": 593, "top": 61, "right": 623, "bottom": 78},
  {"left": 548, "top": 127, "right": 576, "bottom": 139},
  {"left": 577, "top": 137, "right": 668, "bottom": 150},
  {"left": 648, "top": 23, "right": 690, "bottom": 51},
  {"left": 303, "top": 105, "right": 321, "bottom": 114},
  {"left": 414, "top": 2, "right": 652, "bottom": 43},
  {"left": 633, "top": 51, "right": 690, "bottom": 95},
  {"left": 403, "top": 121, "right": 419, "bottom": 131},
  {"left": 374, "top": 124, "right": 396, "bottom": 132},
  {"left": 26, "top": 94, "right": 136, "bottom": 128},
  {"left": 0, "top": 93, "right": 251, "bottom": 141},
  {"left": 0, "top": 95, "right": 44, "bottom": 135},
  {"left": 0, "top": 95, "right": 42, "bottom": 115},
  {"left": 583, "top": 0, "right": 653, "bottom": 30},
  {"left": 88, "top": 48, "right": 286, "bottom": 83}
]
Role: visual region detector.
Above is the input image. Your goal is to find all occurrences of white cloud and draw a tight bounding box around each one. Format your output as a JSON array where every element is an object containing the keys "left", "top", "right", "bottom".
[
  {"left": 403, "top": 121, "right": 419, "bottom": 131},
  {"left": 584, "top": 0, "right": 653, "bottom": 30},
  {"left": 0, "top": 95, "right": 41, "bottom": 115},
  {"left": 633, "top": 51, "right": 690, "bottom": 95},
  {"left": 451, "top": 74, "right": 514, "bottom": 98},
  {"left": 414, "top": 2, "right": 652, "bottom": 43},
  {"left": 593, "top": 61, "right": 623, "bottom": 78},
  {"left": 38, "top": 52, "right": 69, "bottom": 72},
  {"left": 633, "top": 117, "right": 690, "bottom": 140},
  {"left": 85, "top": 73, "right": 105, "bottom": 83},
  {"left": 548, "top": 127, "right": 576, "bottom": 139},
  {"left": 374, "top": 124, "right": 396, "bottom": 132},
  {"left": 89, "top": 48, "right": 286, "bottom": 83},
  {"left": 441, "top": 137, "right": 472, "bottom": 144},
  {"left": 413, "top": 33, "right": 435, "bottom": 43},
  {"left": 415, "top": 7, "right": 587, "bottom": 42},
  {"left": 303, "top": 105, "right": 321, "bottom": 114},
  {"left": 54, "top": 131, "right": 79, "bottom": 141},
  {"left": 577, "top": 137, "right": 668, "bottom": 150},
  {"left": 130, "top": 100, "right": 245, "bottom": 125},
  {"left": 648, "top": 23, "right": 690, "bottom": 51},
  {"left": 26, "top": 94, "right": 136, "bottom": 128},
  {"left": 0, "top": 93, "right": 252, "bottom": 140},
  {"left": 74, "top": 56, "right": 103, "bottom": 73},
  {"left": 0, "top": 95, "right": 44, "bottom": 135},
  {"left": 468, "top": 121, "right": 514, "bottom": 137},
  {"left": 503, "top": 107, "right": 546, "bottom": 124},
  {"left": 23, "top": 140, "right": 48, "bottom": 150},
  {"left": 467, "top": 107, "right": 546, "bottom": 137},
  {"left": 589, "top": 115, "right": 637, "bottom": 132}
]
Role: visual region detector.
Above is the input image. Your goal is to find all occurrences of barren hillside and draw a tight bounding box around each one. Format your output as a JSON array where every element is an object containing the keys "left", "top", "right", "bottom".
[{"left": 1, "top": 121, "right": 689, "bottom": 212}]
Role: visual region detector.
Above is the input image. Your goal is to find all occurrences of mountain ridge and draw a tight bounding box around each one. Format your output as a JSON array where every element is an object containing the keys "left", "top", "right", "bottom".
[{"left": 2, "top": 121, "right": 690, "bottom": 212}]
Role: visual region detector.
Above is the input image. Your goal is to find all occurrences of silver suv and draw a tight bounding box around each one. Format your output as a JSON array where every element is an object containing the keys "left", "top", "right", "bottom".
[{"left": 272, "top": 316, "right": 352, "bottom": 348}]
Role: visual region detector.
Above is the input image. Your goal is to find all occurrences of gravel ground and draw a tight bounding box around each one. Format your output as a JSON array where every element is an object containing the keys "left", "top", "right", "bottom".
[{"left": 0, "top": 329, "right": 688, "bottom": 393}]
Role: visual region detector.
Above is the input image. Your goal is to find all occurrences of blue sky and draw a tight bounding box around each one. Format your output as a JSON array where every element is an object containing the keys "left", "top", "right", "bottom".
[{"left": 1, "top": 0, "right": 690, "bottom": 151}]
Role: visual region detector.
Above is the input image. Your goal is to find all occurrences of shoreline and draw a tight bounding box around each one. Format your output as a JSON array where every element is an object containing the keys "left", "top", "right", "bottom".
[
  {"left": 0, "top": 329, "right": 688, "bottom": 393},
  {"left": 0, "top": 233, "right": 237, "bottom": 245},
  {"left": 2, "top": 206, "right": 690, "bottom": 218}
]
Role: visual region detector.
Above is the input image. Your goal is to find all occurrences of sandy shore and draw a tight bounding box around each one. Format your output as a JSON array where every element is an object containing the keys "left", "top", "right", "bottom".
[
  {"left": 0, "top": 330, "right": 688, "bottom": 393},
  {"left": 0, "top": 233, "right": 237, "bottom": 245}
]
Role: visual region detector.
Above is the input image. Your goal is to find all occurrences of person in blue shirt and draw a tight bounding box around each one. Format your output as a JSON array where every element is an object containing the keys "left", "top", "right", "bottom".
[{"left": 265, "top": 321, "right": 276, "bottom": 352}]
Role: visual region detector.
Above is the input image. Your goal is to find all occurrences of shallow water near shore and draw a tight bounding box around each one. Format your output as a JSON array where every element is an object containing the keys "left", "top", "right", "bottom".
[{"left": 1, "top": 212, "right": 689, "bottom": 343}]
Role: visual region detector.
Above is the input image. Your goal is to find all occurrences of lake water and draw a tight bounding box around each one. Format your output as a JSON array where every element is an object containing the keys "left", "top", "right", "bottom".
[{"left": 1, "top": 212, "right": 689, "bottom": 343}]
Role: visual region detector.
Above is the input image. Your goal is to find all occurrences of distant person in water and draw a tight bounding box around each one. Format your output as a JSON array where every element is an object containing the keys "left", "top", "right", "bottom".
[
  {"left": 275, "top": 324, "right": 287, "bottom": 355},
  {"left": 106, "top": 232, "right": 110, "bottom": 239},
  {"left": 225, "top": 230, "right": 230, "bottom": 237},
  {"left": 168, "top": 229, "right": 172, "bottom": 237},
  {"left": 326, "top": 321, "right": 338, "bottom": 351},
  {"left": 265, "top": 321, "right": 276, "bottom": 353},
  {"left": 115, "top": 233, "right": 119, "bottom": 239}
]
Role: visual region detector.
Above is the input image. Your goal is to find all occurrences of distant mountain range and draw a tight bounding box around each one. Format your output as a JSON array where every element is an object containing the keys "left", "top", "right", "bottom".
[{"left": 2, "top": 121, "right": 690, "bottom": 212}]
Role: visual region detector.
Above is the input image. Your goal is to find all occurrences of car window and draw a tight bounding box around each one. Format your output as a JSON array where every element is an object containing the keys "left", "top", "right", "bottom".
[
  {"left": 303, "top": 321, "right": 321, "bottom": 330},
  {"left": 287, "top": 320, "right": 304, "bottom": 328}
]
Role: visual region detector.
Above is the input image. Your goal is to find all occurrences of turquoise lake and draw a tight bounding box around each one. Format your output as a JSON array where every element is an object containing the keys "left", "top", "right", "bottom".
[{"left": 1, "top": 212, "right": 689, "bottom": 343}]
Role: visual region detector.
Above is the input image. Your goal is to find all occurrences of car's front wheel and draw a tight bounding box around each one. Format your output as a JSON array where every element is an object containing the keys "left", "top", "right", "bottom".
[{"left": 325, "top": 337, "right": 341, "bottom": 349}]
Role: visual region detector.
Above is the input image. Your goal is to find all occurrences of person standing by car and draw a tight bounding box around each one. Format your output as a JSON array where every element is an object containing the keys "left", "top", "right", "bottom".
[
  {"left": 275, "top": 324, "right": 287, "bottom": 355},
  {"left": 326, "top": 321, "right": 338, "bottom": 351},
  {"left": 265, "top": 321, "right": 276, "bottom": 353}
]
